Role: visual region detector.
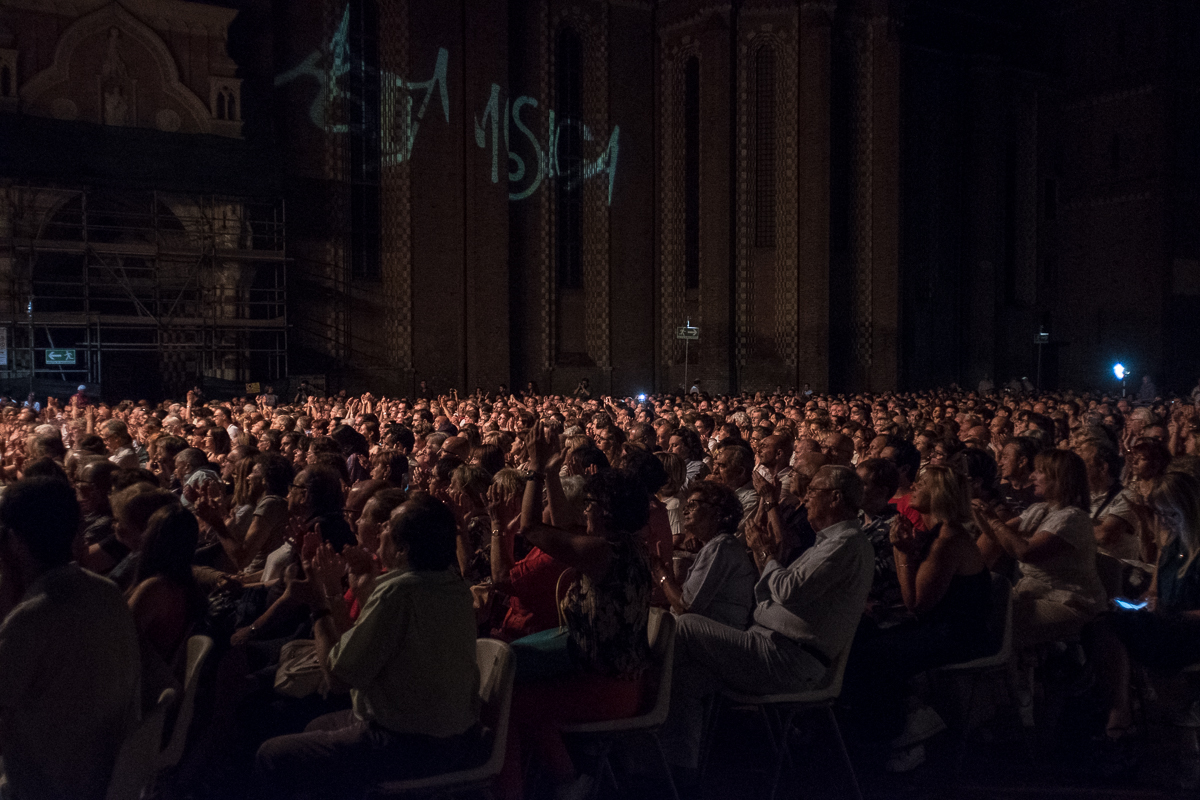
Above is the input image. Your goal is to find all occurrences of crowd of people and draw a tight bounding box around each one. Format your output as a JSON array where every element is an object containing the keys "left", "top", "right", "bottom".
[{"left": 3, "top": 380, "right": 1200, "bottom": 799}]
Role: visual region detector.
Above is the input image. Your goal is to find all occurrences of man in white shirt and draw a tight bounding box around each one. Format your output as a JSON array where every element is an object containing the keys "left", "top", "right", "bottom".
[
  {"left": 712, "top": 445, "right": 758, "bottom": 532},
  {"left": 660, "top": 466, "right": 873, "bottom": 778}
]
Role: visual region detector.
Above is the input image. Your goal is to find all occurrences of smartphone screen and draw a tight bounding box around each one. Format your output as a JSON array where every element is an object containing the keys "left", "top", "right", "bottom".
[{"left": 1113, "top": 598, "right": 1148, "bottom": 611}]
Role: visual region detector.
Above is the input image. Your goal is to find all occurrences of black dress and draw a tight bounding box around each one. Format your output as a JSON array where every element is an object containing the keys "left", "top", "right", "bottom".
[{"left": 843, "top": 528, "right": 993, "bottom": 739}]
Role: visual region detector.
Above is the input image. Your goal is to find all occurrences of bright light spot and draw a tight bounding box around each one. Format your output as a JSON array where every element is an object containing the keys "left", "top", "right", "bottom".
[
  {"left": 637, "top": 394, "right": 647, "bottom": 402},
  {"left": 1114, "top": 363, "right": 1126, "bottom": 380}
]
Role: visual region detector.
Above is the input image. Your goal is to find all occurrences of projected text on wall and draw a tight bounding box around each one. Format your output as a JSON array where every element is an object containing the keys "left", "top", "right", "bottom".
[{"left": 275, "top": 8, "right": 620, "bottom": 205}]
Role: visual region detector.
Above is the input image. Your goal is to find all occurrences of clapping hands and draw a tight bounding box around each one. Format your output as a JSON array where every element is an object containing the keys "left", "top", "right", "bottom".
[{"left": 888, "top": 514, "right": 919, "bottom": 554}]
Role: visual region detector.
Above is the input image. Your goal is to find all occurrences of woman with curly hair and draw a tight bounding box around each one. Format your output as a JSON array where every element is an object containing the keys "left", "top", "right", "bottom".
[
  {"left": 652, "top": 481, "right": 756, "bottom": 629},
  {"left": 498, "top": 422, "right": 653, "bottom": 800}
]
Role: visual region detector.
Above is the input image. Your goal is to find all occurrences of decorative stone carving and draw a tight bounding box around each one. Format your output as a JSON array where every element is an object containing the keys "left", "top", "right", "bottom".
[
  {"left": 155, "top": 108, "right": 181, "bottom": 132},
  {"left": 14, "top": 1, "right": 241, "bottom": 137}
]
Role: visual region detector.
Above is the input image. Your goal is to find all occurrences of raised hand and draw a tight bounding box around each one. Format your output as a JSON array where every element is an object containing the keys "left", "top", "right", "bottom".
[
  {"left": 310, "top": 543, "right": 347, "bottom": 599},
  {"left": 527, "top": 420, "right": 560, "bottom": 473},
  {"left": 342, "top": 545, "right": 379, "bottom": 601},
  {"left": 752, "top": 469, "right": 780, "bottom": 503},
  {"left": 301, "top": 529, "right": 322, "bottom": 565}
]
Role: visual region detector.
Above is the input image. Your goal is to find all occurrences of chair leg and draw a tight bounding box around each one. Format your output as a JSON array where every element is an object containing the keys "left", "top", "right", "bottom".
[
  {"left": 1003, "top": 667, "right": 1037, "bottom": 765},
  {"left": 826, "top": 707, "right": 864, "bottom": 800},
  {"left": 955, "top": 673, "right": 981, "bottom": 777},
  {"left": 653, "top": 733, "right": 682, "bottom": 800},
  {"left": 766, "top": 708, "right": 798, "bottom": 800},
  {"left": 698, "top": 694, "right": 723, "bottom": 783},
  {"left": 592, "top": 741, "right": 614, "bottom": 800}
]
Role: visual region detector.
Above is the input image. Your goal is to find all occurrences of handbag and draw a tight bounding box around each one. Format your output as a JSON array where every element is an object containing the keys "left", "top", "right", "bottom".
[
  {"left": 509, "top": 570, "right": 574, "bottom": 683},
  {"left": 273, "top": 638, "right": 328, "bottom": 698}
]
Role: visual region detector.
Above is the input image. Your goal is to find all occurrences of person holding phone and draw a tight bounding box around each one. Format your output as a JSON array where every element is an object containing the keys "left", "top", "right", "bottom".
[{"left": 1093, "top": 471, "right": 1200, "bottom": 746}]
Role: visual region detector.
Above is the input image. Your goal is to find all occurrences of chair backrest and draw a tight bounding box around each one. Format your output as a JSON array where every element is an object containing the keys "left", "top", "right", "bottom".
[
  {"left": 158, "top": 634, "right": 214, "bottom": 770},
  {"left": 816, "top": 642, "right": 851, "bottom": 699},
  {"left": 641, "top": 608, "right": 677, "bottom": 726},
  {"left": 106, "top": 688, "right": 177, "bottom": 800},
  {"left": 474, "top": 639, "right": 515, "bottom": 778},
  {"left": 990, "top": 572, "right": 1014, "bottom": 663}
]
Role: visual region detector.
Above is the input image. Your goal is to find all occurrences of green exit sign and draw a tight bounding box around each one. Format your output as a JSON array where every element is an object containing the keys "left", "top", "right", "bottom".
[{"left": 46, "top": 349, "right": 76, "bottom": 365}]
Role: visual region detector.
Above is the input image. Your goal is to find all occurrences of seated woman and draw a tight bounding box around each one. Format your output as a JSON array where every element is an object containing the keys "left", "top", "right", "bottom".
[
  {"left": 976, "top": 449, "right": 1106, "bottom": 648},
  {"left": 651, "top": 481, "right": 757, "bottom": 630},
  {"left": 127, "top": 504, "right": 207, "bottom": 663},
  {"left": 205, "top": 426, "right": 233, "bottom": 468},
  {"left": 843, "top": 465, "right": 991, "bottom": 770},
  {"left": 1094, "top": 471, "right": 1200, "bottom": 746},
  {"left": 499, "top": 422, "right": 652, "bottom": 800}
]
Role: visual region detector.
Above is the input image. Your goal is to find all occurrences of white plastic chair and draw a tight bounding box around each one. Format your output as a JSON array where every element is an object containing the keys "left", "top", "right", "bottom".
[
  {"left": 106, "top": 688, "right": 177, "bottom": 800},
  {"left": 157, "top": 635, "right": 214, "bottom": 771},
  {"left": 709, "top": 645, "right": 861, "bottom": 800},
  {"left": 560, "top": 608, "right": 679, "bottom": 800},
  {"left": 367, "top": 638, "right": 515, "bottom": 798},
  {"left": 933, "top": 573, "right": 1032, "bottom": 769}
]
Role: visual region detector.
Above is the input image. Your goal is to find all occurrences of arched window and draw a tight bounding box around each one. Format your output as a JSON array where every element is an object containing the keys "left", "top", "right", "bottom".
[
  {"left": 555, "top": 28, "right": 583, "bottom": 291},
  {"left": 684, "top": 56, "right": 700, "bottom": 290},
  {"left": 227, "top": 92, "right": 237, "bottom": 122},
  {"left": 753, "top": 47, "right": 776, "bottom": 247},
  {"left": 0, "top": 66, "right": 11, "bottom": 98},
  {"left": 216, "top": 92, "right": 227, "bottom": 120}
]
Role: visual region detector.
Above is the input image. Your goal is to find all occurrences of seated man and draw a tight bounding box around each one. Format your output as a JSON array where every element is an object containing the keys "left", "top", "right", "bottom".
[
  {"left": 255, "top": 495, "right": 480, "bottom": 800},
  {"left": 0, "top": 477, "right": 141, "bottom": 800},
  {"left": 660, "top": 466, "right": 874, "bottom": 779}
]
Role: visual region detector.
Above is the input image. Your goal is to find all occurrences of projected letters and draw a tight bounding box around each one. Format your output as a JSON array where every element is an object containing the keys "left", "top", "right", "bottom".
[{"left": 276, "top": 8, "right": 620, "bottom": 204}]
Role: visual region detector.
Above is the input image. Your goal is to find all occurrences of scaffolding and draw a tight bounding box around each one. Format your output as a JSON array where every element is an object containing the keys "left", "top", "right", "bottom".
[{"left": 0, "top": 185, "right": 287, "bottom": 400}]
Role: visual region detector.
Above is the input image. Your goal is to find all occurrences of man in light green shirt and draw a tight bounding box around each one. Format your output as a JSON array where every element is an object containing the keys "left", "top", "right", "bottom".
[{"left": 257, "top": 496, "right": 479, "bottom": 800}]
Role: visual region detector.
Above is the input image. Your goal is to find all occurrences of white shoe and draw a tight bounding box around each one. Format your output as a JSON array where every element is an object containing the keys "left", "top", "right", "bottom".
[
  {"left": 886, "top": 743, "right": 926, "bottom": 773},
  {"left": 890, "top": 705, "right": 947, "bottom": 749},
  {"left": 555, "top": 772, "right": 596, "bottom": 800}
]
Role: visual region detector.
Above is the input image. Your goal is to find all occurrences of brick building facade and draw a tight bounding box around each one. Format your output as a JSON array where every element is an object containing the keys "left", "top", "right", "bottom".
[{"left": 1, "top": 0, "right": 1196, "bottom": 399}]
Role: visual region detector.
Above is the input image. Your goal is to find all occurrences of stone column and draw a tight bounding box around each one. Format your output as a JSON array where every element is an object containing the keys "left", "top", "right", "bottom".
[
  {"left": 845, "top": 0, "right": 898, "bottom": 391},
  {"left": 796, "top": 1, "right": 835, "bottom": 391}
]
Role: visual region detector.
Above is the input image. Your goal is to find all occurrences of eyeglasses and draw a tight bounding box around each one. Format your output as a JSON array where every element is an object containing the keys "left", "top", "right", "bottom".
[
  {"left": 805, "top": 486, "right": 837, "bottom": 497},
  {"left": 685, "top": 498, "right": 719, "bottom": 509},
  {"left": 290, "top": 482, "right": 307, "bottom": 492}
]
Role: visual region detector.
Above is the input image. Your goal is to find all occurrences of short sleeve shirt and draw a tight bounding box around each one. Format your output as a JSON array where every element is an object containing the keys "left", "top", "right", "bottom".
[
  {"left": 329, "top": 569, "right": 479, "bottom": 737},
  {"left": 1091, "top": 487, "right": 1142, "bottom": 561},
  {"left": 681, "top": 533, "right": 757, "bottom": 629},
  {"left": 1016, "top": 503, "right": 1106, "bottom": 613}
]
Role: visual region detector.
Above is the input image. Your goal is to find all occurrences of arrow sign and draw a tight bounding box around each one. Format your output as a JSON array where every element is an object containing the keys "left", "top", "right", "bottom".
[
  {"left": 46, "top": 349, "right": 76, "bottom": 365},
  {"left": 675, "top": 326, "right": 699, "bottom": 341}
]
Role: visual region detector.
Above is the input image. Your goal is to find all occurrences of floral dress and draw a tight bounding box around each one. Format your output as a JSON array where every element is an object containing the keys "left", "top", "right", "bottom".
[{"left": 561, "top": 534, "right": 652, "bottom": 677}]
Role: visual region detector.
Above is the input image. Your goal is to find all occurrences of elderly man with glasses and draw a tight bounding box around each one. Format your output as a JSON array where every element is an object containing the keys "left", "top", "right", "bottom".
[
  {"left": 712, "top": 444, "right": 758, "bottom": 534},
  {"left": 659, "top": 465, "right": 874, "bottom": 787}
]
